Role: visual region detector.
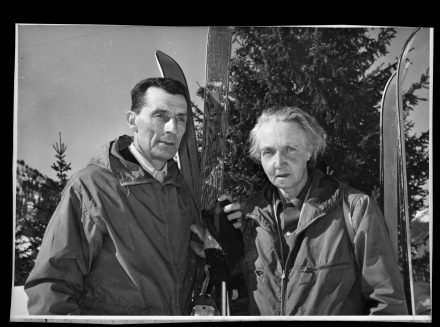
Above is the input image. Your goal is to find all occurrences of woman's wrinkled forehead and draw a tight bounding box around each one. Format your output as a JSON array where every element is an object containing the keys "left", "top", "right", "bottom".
[{"left": 257, "top": 120, "right": 311, "bottom": 150}]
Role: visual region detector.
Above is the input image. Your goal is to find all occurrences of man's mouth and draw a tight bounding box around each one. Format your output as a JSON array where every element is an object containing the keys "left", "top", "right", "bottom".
[
  {"left": 159, "top": 140, "right": 176, "bottom": 147},
  {"left": 275, "top": 173, "right": 289, "bottom": 178}
]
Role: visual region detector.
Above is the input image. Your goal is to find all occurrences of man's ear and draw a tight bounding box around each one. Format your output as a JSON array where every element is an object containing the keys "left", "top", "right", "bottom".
[{"left": 126, "top": 111, "right": 137, "bottom": 132}]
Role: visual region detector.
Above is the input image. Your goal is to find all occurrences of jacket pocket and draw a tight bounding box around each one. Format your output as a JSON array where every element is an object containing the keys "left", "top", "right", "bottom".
[
  {"left": 298, "top": 267, "right": 316, "bottom": 286},
  {"left": 255, "top": 270, "right": 265, "bottom": 285},
  {"left": 298, "top": 261, "right": 353, "bottom": 286},
  {"left": 254, "top": 257, "right": 265, "bottom": 284}
]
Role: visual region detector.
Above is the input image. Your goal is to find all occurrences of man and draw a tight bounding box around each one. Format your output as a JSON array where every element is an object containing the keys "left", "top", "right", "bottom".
[
  {"left": 24, "top": 77, "right": 203, "bottom": 315},
  {"left": 223, "top": 106, "right": 408, "bottom": 315}
]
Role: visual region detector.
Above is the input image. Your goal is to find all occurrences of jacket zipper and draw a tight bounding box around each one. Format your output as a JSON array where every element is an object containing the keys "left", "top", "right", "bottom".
[
  {"left": 280, "top": 211, "right": 327, "bottom": 315},
  {"left": 248, "top": 211, "right": 329, "bottom": 315},
  {"left": 248, "top": 187, "right": 345, "bottom": 315},
  {"left": 273, "top": 208, "right": 286, "bottom": 315},
  {"left": 161, "top": 184, "right": 181, "bottom": 314}
]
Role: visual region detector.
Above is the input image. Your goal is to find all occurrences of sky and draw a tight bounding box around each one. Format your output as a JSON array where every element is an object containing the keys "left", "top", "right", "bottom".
[
  {"left": 14, "top": 25, "right": 431, "bottom": 181},
  {"left": 15, "top": 25, "right": 208, "bottom": 180}
]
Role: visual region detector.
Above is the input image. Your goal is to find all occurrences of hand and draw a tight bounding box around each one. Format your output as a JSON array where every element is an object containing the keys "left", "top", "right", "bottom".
[
  {"left": 190, "top": 224, "right": 206, "bottom": 259},
  {"left": 190, "top": 195, "right": 242, "bottom": 258},
  {"left": 218, "top": 194, "right": 243, "bottom": 230},
  {"left": 190, "top": 224, "right": 222, "bottom": 259}
]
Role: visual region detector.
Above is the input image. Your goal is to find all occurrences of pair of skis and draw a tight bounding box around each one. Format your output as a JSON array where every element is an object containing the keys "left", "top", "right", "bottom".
[
  {"left": 156, "top": 26, "right": 233, "bottom": 315},
  {"left": 380, "top": 27, "right": 422, "bottom": 315}
]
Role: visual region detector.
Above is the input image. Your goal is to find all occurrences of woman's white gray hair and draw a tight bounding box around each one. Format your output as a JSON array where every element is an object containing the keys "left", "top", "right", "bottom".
[{"left": 248, "top": 106, "right": 327, "bottom": 166}]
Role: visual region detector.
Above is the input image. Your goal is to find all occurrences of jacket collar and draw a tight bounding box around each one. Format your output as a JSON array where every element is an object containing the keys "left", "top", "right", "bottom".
[
  {"left": 249, "top": 168, "right": 342, "bottom": 230},
  {"left": 88, "top": 135, "right": 182, "bottom": 187}
]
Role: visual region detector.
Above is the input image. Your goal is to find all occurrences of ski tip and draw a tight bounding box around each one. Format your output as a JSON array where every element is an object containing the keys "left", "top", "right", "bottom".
[
  {"left": 155, "top": 49, "right": 180, "bottom": 67},
  {"left": 155, "top": 50, "right": 173, "bottom": 61},
  {"left": 154, "top": 49, "right": 189, "bottom": 91},
  {"left": 155, "top": 50, "right": 165, "bottom": 61}
]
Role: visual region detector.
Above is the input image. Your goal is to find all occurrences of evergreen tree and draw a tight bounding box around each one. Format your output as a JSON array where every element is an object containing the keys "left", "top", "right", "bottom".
[
  {"left": 51, "top": 132, "right": 72, "bottom": 191},
  {"left": 401, "top": 69, "right": 430, "bottom": 284},
  {"left": 14, "top": 133, "right": 72, "bottom": 285},
  {"left": 222, "top": 27, "right": 428, "bottom": 210},
  {"left": 217, "top": 27, "right": 429, "bottom": 284},
  {"left": 402, "top": 69, "right": 429, "bottom": 217},
  {"left": 225, "top": 27, "right": 399, "bottom": 200},
  {"left": 15, "top": 162, "right": 60, "bottom": 285}
]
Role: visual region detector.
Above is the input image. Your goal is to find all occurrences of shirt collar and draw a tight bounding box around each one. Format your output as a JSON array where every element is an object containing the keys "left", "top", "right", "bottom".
[
  {"left": 128, "top": 143, "right": 167, "bottom": 183},
  {"left": 276, "top": 171, "right": 312, "bottom": 209}
]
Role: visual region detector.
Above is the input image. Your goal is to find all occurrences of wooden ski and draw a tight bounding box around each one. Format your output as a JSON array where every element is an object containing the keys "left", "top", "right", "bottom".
[
  {"left": 155, "top": 50, "right": 202, "bottom": 212},
  {"left": 380, "top": 27, "right": 421, "bottom": 315},
  {"left": 155, "top": 27, "right": 233, "bottom": 315},
  {"left": 200, "top": 26, "right": 233, "bottom": 210},
  {"left": 200, "top": 26, "right": 233, "bottom": 316},
  {"left": 380, "top": 70, "right": 399, "bottom": 256}
]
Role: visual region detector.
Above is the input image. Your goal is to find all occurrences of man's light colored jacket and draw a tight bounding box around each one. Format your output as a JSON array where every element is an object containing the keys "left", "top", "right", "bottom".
[{"left": 25, "top": 135, "right": 202, "bottom": 315}]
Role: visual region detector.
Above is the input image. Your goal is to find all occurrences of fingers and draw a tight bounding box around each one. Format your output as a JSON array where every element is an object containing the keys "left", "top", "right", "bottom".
[
  {"left": 190, "top": 240, "right": 206, "bottom": 259},
  {"left": 204, "top": 230, "right": 222, "bottom": 250},
  {"left": 226, "top": 210, "right": 242, "bottom": 229},
  {"left": 190, "top": 224, "right": 207, "bottom": 258},
  {"left": 223, "top": 202, "right": 241, "bottom": 213},
  {"left": 227, "top": 210, "right": 241, "bottom": 221},
  {"left": 218, "top": 194, "right": 233, "bottom": 203},
  {"left": 190, "top": 224, "right": 205, "bottom": 242},
  {"left": 223, "top": 202, "right": 242, "bottom": 229},
  {"left": 231, "top": 220, "right": 242, "bottom": 229}
]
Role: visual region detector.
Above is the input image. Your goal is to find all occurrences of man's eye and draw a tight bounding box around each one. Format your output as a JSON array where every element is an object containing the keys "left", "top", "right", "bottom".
[
  {"left": 287, "top": 146, "right": 298, "bottom": 152},
  {"left": 177, "top": 117, "right": 187, "bottom": 123},
  {"left": 155, "top": 113, "right": 167, "bottom": 119},
  {"left": 262, "top": 150, "right": 274, "bottom": 156}
]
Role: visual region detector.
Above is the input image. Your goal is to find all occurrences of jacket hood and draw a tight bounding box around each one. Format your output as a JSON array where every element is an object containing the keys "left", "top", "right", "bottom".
[
  {"left": 305, "top": 168, "right": 342, "bottom": 212},
  {"left": 248, "top": 168, "right": 344, "bottom": 230},
  {"left": 87, "top": 135, "right": 181, "bottom": 187},
  {"left": 259, "top": 168, "right": 342, "bottom": 210}
]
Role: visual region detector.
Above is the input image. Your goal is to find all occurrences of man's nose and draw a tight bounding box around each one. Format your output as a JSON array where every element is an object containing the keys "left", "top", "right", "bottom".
[{"left": 164, "top": 117, "right": 178, "bottom": 134}]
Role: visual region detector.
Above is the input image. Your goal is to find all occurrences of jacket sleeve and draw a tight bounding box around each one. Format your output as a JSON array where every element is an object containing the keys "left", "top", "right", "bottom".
[
  {"left": 350, "top": 193, "right": 409, "bottom": 315},
  {"left": 24, "top": 179, "right": 103, "bottom": 315}
]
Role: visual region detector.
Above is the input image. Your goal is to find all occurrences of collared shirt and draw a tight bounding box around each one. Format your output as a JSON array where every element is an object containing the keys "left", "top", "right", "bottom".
[
  {"left": 271, "top": 174, "right": 312, "bottom": 265},
  {"left": 274, "top": 174, "right": 312, "bottom": 233},
  {"left": 128, "top": 143, "right": 167, "bottom": 183}
]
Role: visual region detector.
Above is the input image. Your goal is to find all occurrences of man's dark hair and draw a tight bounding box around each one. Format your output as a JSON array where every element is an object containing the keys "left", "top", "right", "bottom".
[{"left": 130, "top": 77, "right": 189, "bottom": 114}]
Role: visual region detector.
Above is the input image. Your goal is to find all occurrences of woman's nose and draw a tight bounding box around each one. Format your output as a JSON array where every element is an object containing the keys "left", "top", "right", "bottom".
[{"left": 273, "top": 151, "right": 285, "bottom": 168}]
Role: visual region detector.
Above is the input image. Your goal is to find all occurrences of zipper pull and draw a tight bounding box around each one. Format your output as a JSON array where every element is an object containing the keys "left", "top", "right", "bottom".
[{"left": 280, "top": 269, "right": 286, "bottom": 316}]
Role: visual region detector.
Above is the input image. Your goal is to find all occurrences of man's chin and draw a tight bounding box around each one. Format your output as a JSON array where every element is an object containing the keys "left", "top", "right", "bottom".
[{"left": 152, "top": 150, "right": 178, "bottom": 162}]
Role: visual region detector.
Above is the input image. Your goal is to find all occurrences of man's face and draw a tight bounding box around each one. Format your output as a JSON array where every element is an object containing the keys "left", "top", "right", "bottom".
[
  {"left": 258, "top": 120, "right": 311, "bottom": 197},
  {"left": 127, "top": 86, "right": 187, "bottom": 168}
]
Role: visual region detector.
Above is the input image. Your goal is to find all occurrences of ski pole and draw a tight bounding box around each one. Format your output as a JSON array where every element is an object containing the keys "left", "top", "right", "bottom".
[{"left": 221, "top": 280, "right": 230, "bottom": 316}]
